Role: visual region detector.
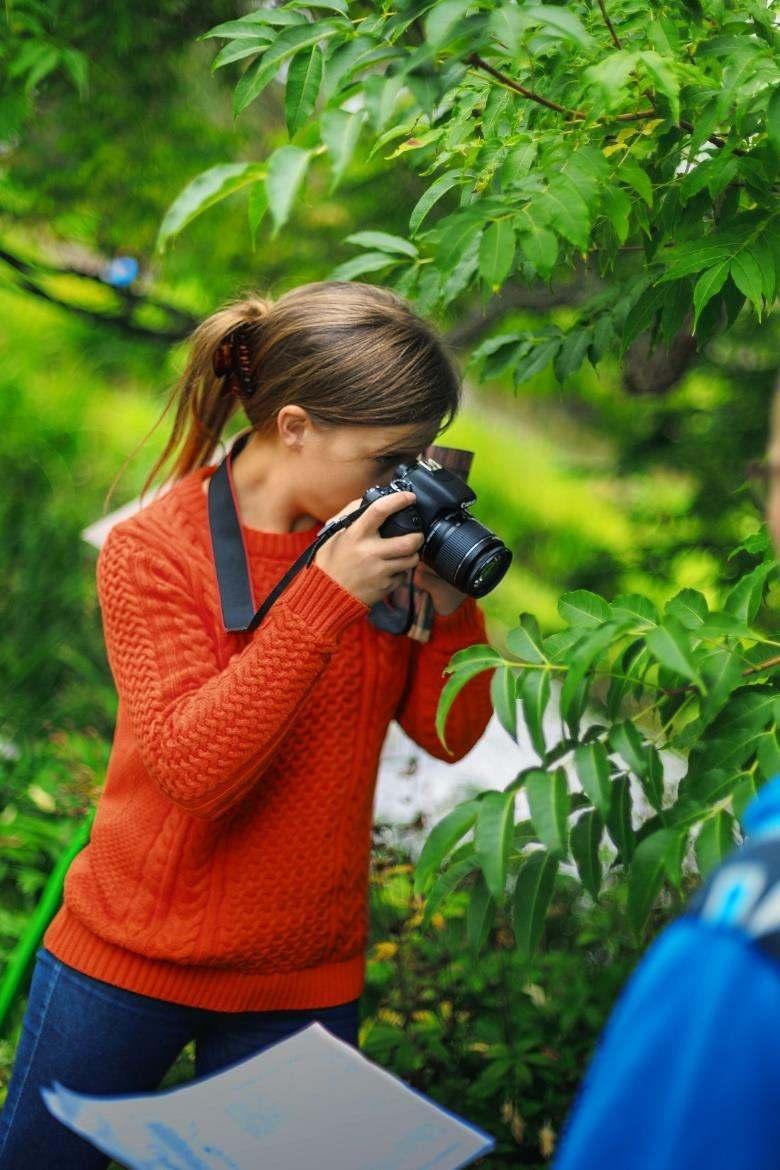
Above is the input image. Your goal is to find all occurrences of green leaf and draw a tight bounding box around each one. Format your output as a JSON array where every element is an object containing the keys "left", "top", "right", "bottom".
[
  {"left": 414, "top": 799, "right": 480, "bottom": 897},
  {"left": 321, "top": 107, "right": 367, "bottom": 194},
  {"left": 512, "top": 850, "right": 559, "bottom": 958},
  {"left": 285, "top": 45, "right": 323, "bottom": 138},
  {"left": 639, "top": 50, "right": 680, "bottom": 124},
  {"left": 323, "top": 35, "right": 380, "bottom": 105},
  {"left": 608, "top": 721, "right": 664, "bottom": 812},
  {"left": 156, "top": 163, "right": 266, "bottom": 251},
  {"left": 512, "top": 338, "right": 561, "bottom": 385},
  {"left": 199, "top": 15, "right": 303, "bottom": 40},
  {"left": 622, "top": 282, "right": 667, "bottom": 349},
  {"left": 553, "top": 328, "right": 592, "bottom": 382},
  {"left": 524, "top": 4, "right": 594, "bottom": 48},
  {"left": 602, "top": 186, "right": 632, "bottom": 245},
  {"left": 248, "top": 182, "right": 268, "bottom": 249},
  {"left": 610, "top": 594, "right": 659, "bottom": 628},
  {"left": 421, "top": 853, "right": 479, "bottom": 928},
  {"left": 757, "top": 728, "right": 780, "bottom": 781},
  {"left": 645, "top": 614, "right": 704, "bottom": 689},
  {"left": 620, "top": 160, "right": 653, "bottom": 207},
  {"left": 233, "top": 22, "right": 342, "bottom": 117},
  {"left": 516, "top": 209, "right": 559, "bottom": 279},
  {"left": 343, "top": 229, "right": 418, "bottom": 258},
  {"left": 436, "top": 213, "right": 483, "bottom": 273},
  {"left": 327, "top": 252, "right": 401, "bottom": 280},
  {"left": 488, "top": 6, "right": 531, "bottom": 55},
  {"left": 628, "top": 828, "right": 680, "bottom": 934},
  {"left": 425, "top": 0, "right": 474, "bottom": 48},
  {"left": 731, "top": 773, "right": 758, "bottom": 823},
  {"left": 466, "top": 871, "right": 496, "bottom": 957},
  {"left": 479, "top": 219, "right": 515, "bottom": 291},
  {"left": 698, "top": 647, "right": 747, "bottom": 726},
  {"left": 695, "top": 811, "right": 736, "bottom": 878},
  {"left": 435, "top": 658, "right": 498, "bottom": 754},
  {"left": 724, "top": 560, "right": 777, "bottom": 624},
  {"left": 558, "top": 590, "right": 611, "bottom": 628},
  {"left": 517, "top": 668, "right": 551, "bottom": 758},
  {"left": 265, "top": 145, "right": 312, "bottom": 236},
  {"left": 570, "top": 810, "right": 603, "bottom": 899},
  {"left": 560, "top": 621, "right": 622, "bottom": 730},
  {"left": 768, "top": 86, "right": 780, "bottom": 155},
  {"left": 584, "top": 51, "right": 640, "bottom": 112},
  {"left": 693, "top": 260, "right": 730, "bottom": 329},
  {"left": 574, "top": 742, "right": 612, "bottom": 816},
  {"left": 446, "top": 644, "right": 503, "bottom": 673},
  {"left": 657, "top": 228, "right": 753, "bottom": 282},
  {"left": 665, "top": 588, "right": 708, "bottom": 629},
  {"left": 526, "top": 767, "right": 569, "bottom": 857},
  {"left": 490, "top": 666, "right": 518, "bottom": 742},
  {"left": 506, "top": 613, "right": 547, "bottom": 663},
  {"left": 545, "top": 174, "right": 590, "bottom": 252},
  {"left": 730, "top": 248, "right": 765, "bottom": 316},
  {"left": 211, "top": 36, "right": 272, "bottom": 73},
  {"left": 682, "top": 766, "right": 742, "bottom": 808},
  {"left": 292, "top": 0, "right": 348, "bottom": 14},
  {"left": 606, "top": 774, "right": 634, "bottom": 862},
  {"left": 409, "top": 169, "right": 461, "bottom": 235},
  {"left": 475, "top": 790, "right": 517, "bottom": 900}
]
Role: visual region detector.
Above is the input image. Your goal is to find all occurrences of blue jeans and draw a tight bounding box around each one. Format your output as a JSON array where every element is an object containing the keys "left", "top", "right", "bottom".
[{"left": 0, "top": 945, "right": 360, "bottom": 1169}]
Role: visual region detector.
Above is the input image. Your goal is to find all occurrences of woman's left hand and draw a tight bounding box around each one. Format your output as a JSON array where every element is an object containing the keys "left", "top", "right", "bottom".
[{"left": 412, "top": 562, "right": 469, "bottom": 616}]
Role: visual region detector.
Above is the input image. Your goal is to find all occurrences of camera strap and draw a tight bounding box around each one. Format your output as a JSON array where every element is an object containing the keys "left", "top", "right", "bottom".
[{"left": 207, "top": 429, "right": 416, "bottom": 636}]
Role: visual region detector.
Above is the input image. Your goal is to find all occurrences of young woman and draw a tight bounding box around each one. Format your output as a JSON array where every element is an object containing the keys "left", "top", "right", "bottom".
[{"left": 0, "top": 279, "right": 495, "bottom": 1169}]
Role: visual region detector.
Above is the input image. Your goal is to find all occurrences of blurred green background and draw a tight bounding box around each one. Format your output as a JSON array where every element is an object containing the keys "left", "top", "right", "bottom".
[{"left": 0, "top": 4, "right": 777, "bottom": 1166}]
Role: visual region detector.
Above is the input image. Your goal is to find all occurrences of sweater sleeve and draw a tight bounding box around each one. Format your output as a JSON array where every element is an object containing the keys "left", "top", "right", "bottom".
[
  {"left": 393, "top": 594, "right": 495, "bottom": 762},
  {"left": 96, "top": 525, "right": 370, "bottom": 822}
]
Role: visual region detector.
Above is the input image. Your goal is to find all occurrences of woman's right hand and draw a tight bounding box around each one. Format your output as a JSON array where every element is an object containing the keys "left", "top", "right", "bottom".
[{"left": 314, "top": 491, "right": 425, "bottom": 608}]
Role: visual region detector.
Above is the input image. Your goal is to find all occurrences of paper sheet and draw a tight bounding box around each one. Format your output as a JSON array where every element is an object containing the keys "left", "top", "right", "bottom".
[{"left": 40, "top": 1020, "right": 496, "bottom": 1169}]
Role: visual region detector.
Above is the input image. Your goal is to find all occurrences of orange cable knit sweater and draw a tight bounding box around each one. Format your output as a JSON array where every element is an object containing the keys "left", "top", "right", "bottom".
[{"left": 43, "top": 463, "right": 495, "bottom": 1012}]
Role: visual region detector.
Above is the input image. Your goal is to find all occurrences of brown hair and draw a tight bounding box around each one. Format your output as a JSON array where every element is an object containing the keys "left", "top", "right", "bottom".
[{"left": 103, "top": 280, "right": 462, "bottom": 513}]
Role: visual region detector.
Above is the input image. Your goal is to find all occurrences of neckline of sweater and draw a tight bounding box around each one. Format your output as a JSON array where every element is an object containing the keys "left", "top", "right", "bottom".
[{"left": 183, "top": 465, "right": 325, "bottom": 559}]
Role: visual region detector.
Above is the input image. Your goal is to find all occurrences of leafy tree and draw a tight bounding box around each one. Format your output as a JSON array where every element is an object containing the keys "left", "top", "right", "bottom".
[
  {"left": 164, "top": 0, "right": 778, "bottom": 386},
  {"left": 426, "top": 525, "right": 778, "bottom": 948}
]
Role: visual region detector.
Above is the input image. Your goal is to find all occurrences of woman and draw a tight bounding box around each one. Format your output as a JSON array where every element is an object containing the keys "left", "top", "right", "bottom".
[{"left": 0, "top": 280, "right": 495, "bottom": 1169}]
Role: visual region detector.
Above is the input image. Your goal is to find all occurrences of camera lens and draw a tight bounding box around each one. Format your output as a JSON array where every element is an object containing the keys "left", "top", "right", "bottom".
[{"left": 425, "top": 515, "right": 512, "bottom": 598}]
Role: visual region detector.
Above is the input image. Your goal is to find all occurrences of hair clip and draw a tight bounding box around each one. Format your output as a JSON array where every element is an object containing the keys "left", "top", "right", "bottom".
[{"left": 213, "top": 323, "right": 255, "bottom": 399}]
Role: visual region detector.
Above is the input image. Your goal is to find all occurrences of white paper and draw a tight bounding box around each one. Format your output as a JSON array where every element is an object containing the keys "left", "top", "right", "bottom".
[{"left": 40, "top": 1020, "right": 495, "bottom": 1170}]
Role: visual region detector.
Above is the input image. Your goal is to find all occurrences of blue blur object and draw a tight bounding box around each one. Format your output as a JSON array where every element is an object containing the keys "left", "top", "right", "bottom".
[
  {"left": 99, "top": 256, "right": 139, "bottom": 288},
  {"left": 554, "top": 773, "right": 780, "bottom": 1170}
]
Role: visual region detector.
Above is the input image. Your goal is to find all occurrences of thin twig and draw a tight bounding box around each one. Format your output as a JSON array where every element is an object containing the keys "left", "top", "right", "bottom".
[{"left": 597, "top": 0, "right": 622, "bottom": 50}]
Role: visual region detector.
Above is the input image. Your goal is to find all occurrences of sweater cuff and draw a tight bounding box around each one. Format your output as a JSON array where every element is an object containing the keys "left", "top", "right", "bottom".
[{"left": 277, "top": 560, "right": 369, "bottom": 642}]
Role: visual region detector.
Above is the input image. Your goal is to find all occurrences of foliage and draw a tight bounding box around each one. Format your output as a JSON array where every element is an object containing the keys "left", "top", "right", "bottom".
[
  {"left": 361, "top": 833, "right": 667, "bottom": 1167},
  {"left": 425, "top": 524, "right": 778, "bottom": 948},
  {"left": 167, "top": 0, "right": 778, "bottom": 381}
]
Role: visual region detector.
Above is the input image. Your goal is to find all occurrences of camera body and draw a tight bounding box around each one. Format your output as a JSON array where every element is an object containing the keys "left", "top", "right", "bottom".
[{"left": 361, "top": 456, "right": 512, "bottom": 598}]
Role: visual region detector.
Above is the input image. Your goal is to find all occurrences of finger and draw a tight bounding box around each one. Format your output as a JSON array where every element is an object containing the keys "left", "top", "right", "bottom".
[
  {"left": 353, "top": 490, "right": 417, "bottom": 536},
  {"left": 382, "top": 552, "right": 421, "bottom": 572},
  {"left": 377, "top": 531, "right": 425, "bottom": 559}
]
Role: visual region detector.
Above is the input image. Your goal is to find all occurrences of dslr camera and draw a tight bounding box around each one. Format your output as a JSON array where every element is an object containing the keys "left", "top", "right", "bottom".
[{"left": 361, "top": 456, "right": 512, "bottom": 598}]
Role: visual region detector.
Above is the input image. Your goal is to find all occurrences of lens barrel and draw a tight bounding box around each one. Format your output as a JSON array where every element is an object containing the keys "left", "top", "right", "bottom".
[{"left": 425, "top": 515, "right": 512, "bottom": 598}]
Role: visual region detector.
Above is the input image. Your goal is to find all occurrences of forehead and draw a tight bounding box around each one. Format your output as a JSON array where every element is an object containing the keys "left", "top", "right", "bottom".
[{"left": 367, "top": 422, "right": 439, "bottom": 452}]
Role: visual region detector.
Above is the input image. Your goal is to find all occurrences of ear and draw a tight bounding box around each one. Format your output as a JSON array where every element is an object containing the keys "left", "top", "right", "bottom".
[{"left": 276, "top": 404, "right": 310, "bottom": 452}]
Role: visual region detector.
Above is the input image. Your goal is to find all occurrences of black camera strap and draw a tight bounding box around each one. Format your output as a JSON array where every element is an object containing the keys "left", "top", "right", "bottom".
[{"left": 207, "top": 429, "right": 416, "bottom": 636}]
